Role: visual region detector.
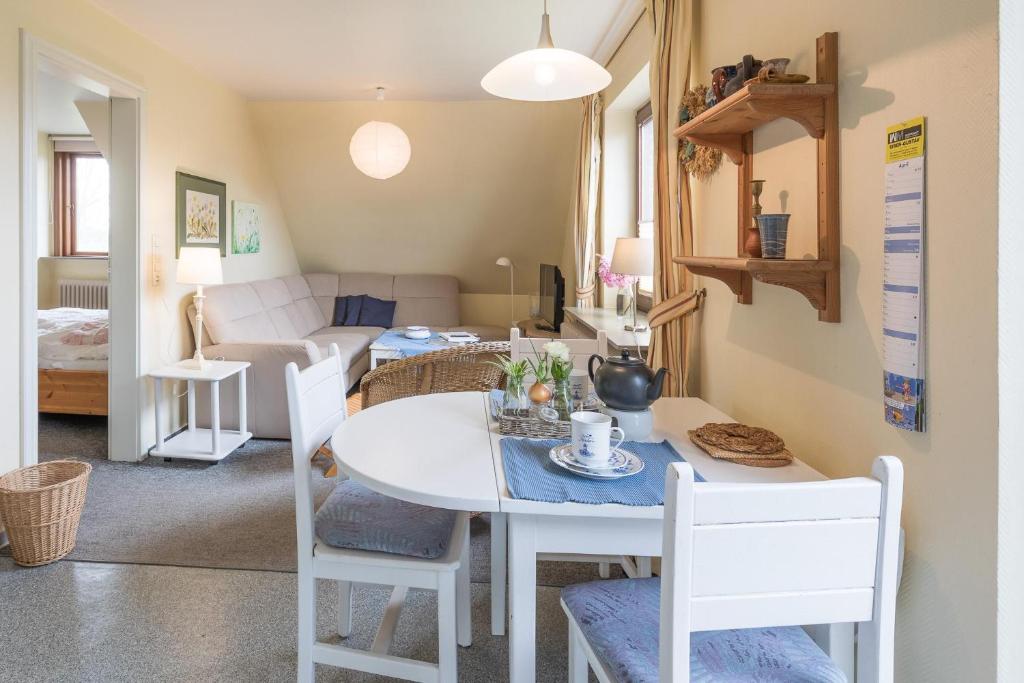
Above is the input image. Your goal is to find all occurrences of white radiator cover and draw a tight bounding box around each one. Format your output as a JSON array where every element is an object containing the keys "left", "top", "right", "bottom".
[{"left": 58, "top": 279, "right": 109, "bottom": 309}]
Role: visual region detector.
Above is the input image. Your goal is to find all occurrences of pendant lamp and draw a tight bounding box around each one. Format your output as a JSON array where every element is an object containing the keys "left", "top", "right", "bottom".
[
  {"left": 481, "top": 0, "right": 611, "bottom": 101},
  {"left": 349, "top": 88, "right": 411, "bottom": 180}
]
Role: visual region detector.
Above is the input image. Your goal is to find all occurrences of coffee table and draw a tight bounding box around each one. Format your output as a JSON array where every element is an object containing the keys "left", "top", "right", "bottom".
[{"left": 369, "top": 330, "right": 476, "bottom": 369}]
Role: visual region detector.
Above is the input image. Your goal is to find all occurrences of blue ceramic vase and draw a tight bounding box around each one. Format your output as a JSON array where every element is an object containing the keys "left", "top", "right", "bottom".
[{"left": 755, "top": 214, "right": 791, "bottom": 259}]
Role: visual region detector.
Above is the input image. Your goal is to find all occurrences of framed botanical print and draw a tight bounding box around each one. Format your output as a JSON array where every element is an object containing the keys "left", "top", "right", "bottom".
[
  {"left": 176, "top": 171, "right": 227, "bottom": 256},
  {"left": 232, "top": 201, "right": 262, "bottom": 254}
]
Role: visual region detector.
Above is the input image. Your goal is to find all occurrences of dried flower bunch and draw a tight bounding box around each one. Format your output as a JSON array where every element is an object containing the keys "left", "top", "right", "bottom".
[{"left": 679, "top": 84, "right": 723, "bottom": 181}]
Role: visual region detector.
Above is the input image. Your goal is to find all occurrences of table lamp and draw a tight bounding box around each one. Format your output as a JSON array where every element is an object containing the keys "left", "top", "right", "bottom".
[
  {"left": 177, "top": 247, "right": 224, "bottom": 369},
  {"left": 610, "top": 237, "right": 653, "bottom": 332},
  {"left": 496, "top": 256, "right": 516, "bottom": 326}
]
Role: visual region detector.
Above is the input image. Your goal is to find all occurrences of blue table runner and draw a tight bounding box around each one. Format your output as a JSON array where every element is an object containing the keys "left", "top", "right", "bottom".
[
  {"left": 500, "top": 437, "right": 704, "bottom": 506},
  {"left": 373, "top": 330, "right": 452, "bottom": 358}
]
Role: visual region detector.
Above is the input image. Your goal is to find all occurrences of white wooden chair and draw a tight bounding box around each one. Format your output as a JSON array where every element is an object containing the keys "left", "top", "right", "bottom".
[
  {"left": 562, "top": 456, "right": 904, "bottom": 682},
  {"left": 286, "top": 344, "right": 472, "bottom": 683}
]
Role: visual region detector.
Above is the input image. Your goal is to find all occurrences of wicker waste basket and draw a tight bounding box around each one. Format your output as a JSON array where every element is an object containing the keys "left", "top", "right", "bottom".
[{"left": 0, "top": 459, "right": 91, "bottom": 567}]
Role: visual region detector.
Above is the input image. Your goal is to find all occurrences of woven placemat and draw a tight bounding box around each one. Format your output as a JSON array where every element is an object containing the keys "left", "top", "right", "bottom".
[
  {"left": 692, "top": 422, "right": 785, "bottom": 455},
  {"left": 688, "top": 431, "right": 794, "bottom": 468}
]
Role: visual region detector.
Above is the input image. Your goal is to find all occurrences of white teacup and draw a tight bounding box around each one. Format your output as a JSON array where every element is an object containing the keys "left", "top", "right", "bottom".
[
  {"left": 569, "top": 369, "right": 589, "bottom": 407},
  {"left": 571, "top": 411, "right": 625, "bottom": 469}
]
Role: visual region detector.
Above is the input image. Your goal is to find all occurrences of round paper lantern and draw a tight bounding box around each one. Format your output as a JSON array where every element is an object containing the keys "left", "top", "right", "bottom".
[{"left": 349, "top": 121, "right": 411, "bottom": 180}]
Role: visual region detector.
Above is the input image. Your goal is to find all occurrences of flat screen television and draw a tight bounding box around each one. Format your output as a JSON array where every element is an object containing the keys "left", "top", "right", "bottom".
[{"left": 538, "top": 264, "right": 565, "bottom": 332}]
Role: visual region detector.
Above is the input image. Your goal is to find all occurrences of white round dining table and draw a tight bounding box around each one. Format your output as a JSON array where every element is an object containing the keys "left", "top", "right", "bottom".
[{"left": 329, "top": 391, "right": 853, "bottom": 683}]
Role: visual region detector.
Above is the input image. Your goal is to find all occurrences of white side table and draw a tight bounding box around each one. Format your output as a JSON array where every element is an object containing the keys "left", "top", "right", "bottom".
[
  {"left": 148, "top": 360, "right": 252, "bottom": 462},
  {"left": 368, "top": 341, "right": 402, "bottom": 370}
]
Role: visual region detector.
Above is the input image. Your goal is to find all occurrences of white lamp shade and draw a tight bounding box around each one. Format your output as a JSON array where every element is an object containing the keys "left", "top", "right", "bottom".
[
  {"left": 349, "top": 121, "right": 412, "bottom": 180},
  {"left": 176, "top": 247, "right": 223, "bottom": 285},
  {"left": 610, "top": 237, "right": 654, "bottom": 276},
  {"left": 481, "top": 47, "right": 611, "bottom": 102}
]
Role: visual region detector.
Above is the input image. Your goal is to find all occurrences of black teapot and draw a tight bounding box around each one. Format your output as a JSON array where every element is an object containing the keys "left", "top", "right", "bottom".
[{"left": 588, "top": 351, "right": 667, "bottom": 411}]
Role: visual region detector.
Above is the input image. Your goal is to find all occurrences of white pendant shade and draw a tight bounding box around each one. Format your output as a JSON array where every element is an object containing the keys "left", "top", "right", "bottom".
[
  {"left": 349, "top": 120, "right": 411, "bottom": 180},
  {"left": 481, "top": 5, "right": 611, "bottom": 102},
  {"left": 482, "top": 47, "right": 611, "bottom": 101}
]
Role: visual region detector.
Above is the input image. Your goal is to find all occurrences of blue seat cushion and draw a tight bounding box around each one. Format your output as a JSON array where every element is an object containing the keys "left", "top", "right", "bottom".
[
  {"left": 562, "top": 578, "right": 847, "bottom": 683},
  {"left": 314, "top": 480, "right": 457, "bottom": 560}
]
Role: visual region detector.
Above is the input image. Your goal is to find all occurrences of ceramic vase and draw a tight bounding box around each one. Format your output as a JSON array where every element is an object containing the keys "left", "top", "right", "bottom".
[{"left": 755, "top": 214, "right": 791, "bottom": 259}]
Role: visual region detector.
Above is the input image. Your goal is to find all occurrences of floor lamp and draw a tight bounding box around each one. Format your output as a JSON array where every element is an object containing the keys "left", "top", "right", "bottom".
[
  {"left": 610, "top": 237, "right": 653, "bottom": 332},
  {"left": 496, "top": 257, "right": 516, "bottom": 326}
]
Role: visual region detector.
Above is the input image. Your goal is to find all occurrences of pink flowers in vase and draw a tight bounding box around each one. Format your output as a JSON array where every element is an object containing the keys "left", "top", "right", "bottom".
[{"left": 597, "top": 255, "right": 637, "bottom": 288}]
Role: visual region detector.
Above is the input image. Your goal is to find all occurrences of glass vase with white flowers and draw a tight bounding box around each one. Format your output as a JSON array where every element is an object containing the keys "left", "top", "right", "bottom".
[{"left": 543, "top": 341, "right": 575, "bottom": 420}]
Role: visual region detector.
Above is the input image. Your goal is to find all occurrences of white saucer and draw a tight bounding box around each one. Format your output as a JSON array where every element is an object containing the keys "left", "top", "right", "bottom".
[{"left": 549, "top": 444, "right": 644, "bottom": 480}]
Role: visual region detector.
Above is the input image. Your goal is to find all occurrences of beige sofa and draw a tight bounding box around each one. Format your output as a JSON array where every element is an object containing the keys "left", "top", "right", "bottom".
[{"left": 190, "top": 272, "right": 506, "bottom": 438}]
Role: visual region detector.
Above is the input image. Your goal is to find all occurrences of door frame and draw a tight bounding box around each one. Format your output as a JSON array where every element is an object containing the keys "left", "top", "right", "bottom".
[{"left": 19, "top": 31, "right": 145, "bottom": 464}]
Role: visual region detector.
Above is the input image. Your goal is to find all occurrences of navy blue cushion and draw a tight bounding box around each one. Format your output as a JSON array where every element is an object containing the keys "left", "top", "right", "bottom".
[
  {"left": 314, "top": 479, "right": 457, "bottom": 559},
  {"left": 358, "top": 295, "right": 397, "bottom": 328},
  {"left": 332, "top": 297, "right": 349, "bottom": 326},
  {"left": 341, "top": 295, "right": 364, "bottom": 326},
  {"left": 562, "top": 578, "right": 847, "bottom": 683}
]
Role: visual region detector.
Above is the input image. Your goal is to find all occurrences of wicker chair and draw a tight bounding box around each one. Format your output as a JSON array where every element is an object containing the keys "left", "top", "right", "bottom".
[{"left": 360, "top": 342, "right": 511, "bottom": 409}]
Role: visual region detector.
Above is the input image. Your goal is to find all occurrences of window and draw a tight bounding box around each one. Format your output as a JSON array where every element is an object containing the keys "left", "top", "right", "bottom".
[
  {"left": 636, "top": 102, "right": 654, "bottom": 295},
  {"left": 53, "top": 151, "right": 109, "bottom": 256}
]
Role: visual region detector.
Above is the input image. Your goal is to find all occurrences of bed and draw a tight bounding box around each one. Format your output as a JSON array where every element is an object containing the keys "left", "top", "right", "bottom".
[{"left": 38, "top": 307, "right": 109, "bottom": 416}]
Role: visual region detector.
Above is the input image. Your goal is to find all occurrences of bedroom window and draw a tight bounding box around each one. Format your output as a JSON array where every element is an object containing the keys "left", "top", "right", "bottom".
[
  {"left": 636, "top": 101, "right": 655, "bottom": 298},
  {"left": 53, "top": 151, "right": 109, "bottom": 257}
]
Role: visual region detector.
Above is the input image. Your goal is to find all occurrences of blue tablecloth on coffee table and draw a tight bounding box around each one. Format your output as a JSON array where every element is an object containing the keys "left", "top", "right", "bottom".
[
  {"left": 500, "top": 437, "right": 704, "bottom": 506},
  {"left": 373, "top": 330, "right": 453, "bottom": 358}
]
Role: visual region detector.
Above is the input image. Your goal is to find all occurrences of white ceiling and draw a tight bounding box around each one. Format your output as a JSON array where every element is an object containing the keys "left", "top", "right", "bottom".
[
  {"left": 87, "top": 0, "right": 642, "bottom": 101},
  {"left": 36, "top": 71, "right": 107, "bottom": 135}
]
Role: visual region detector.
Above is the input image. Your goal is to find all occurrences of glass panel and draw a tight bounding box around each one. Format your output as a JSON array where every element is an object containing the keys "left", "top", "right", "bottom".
[
  {"left": 74, "top": 156, "right": 109, "bottom": 253},
  {"left": 639, "top": 117, "right": 655, "bottom": 223},
  {"left": 638, "top": 220, "right": 654, "bottom": 293}
]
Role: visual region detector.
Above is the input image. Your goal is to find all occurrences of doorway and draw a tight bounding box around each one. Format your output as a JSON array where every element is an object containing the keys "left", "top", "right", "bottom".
[{"left": 20, "top": 32, "right": 143, "bottom": 464}]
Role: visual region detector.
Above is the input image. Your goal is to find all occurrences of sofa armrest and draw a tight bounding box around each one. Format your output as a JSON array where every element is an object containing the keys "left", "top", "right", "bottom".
[{"left": 204, "top": 339, "right": 320, "bottom": 366}]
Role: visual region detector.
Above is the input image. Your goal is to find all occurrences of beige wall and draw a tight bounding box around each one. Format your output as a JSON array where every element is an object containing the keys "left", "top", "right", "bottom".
[
  {"left": 251, "top": 99, "right": 579, "bottom": 325},
  {"left": 690, "top": 1, "right": 997, "bottom": 681},
  {"left": 37, "top": 258, "right": 108, "bottom": 310},
  {"left": 0, "top": 0, "right": 300, "bottom": 469}
]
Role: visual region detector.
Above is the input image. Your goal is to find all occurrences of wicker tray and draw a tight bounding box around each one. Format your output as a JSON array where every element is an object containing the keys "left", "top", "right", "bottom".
[{"left": 498, "top": 412, "right": 571, "bottom": 439}]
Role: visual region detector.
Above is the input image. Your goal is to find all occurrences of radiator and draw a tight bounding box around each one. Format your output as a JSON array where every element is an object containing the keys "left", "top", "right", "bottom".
[{"left": 58, "top": 279, "right": 109, "bottom": 309}]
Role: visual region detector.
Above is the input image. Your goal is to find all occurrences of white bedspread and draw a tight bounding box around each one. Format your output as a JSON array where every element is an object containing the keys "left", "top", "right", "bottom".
[{"left": 38, "top": 307, "right": 109, "bottom": 370}]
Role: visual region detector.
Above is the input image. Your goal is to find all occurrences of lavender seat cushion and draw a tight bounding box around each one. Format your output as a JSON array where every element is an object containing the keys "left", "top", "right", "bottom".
[
  {"left": 314, "top": 480, "right": 457, "bottom": 559},
  {"left": 562, "top": 578, "right": 847, "bottom": 683}
]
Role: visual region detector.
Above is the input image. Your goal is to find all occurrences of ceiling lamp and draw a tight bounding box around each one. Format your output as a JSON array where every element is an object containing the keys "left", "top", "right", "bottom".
[
  {"left": 349, "top": 88, "right": 411, "bottom": 180},
  {"left": 481, "top": 0, "right": 611, "bottom": 102}
]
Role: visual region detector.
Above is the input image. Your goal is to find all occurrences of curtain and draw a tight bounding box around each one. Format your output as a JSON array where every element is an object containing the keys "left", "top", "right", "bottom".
[
  {"left": 644, "top": 0, "right": 701, "bottom": 397},
  {"left": 52, "top": 151, "right": 74, "bottom": 257},
  {"left": 571, "top": 94, "right": 603, "bottom": 307}
]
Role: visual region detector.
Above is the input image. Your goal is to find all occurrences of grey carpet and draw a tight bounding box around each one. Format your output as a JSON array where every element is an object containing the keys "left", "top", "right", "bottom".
[
  {"left": 1, "top": 557, "right": 581, "bottom": 683},
  {"left": 26, "top": 414, "right": 622, "bottom": 586}
]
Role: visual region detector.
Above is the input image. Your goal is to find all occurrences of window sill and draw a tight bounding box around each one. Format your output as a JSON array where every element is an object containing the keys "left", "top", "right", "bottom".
[{"left": 39, "top": 255, "right": 109, "bottom": 261}]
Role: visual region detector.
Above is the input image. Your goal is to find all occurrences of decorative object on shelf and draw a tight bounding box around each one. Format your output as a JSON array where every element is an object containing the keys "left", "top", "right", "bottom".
[
  {"left": 495, "top": 256, "right": 516, "bottom": 326},
  {"left": 755, "top": 213, "right": 791, "bottom": 259},
  {"left": 688, "top": 422, "right": 793, "bottom": 467},
  {"left": 610, "top": 237, "right": 653, "bottom": 332},
  {"left": 709, "top": 64, "right": 737, "bottom": 106},
  {"left": 744, "top": 179, "right": 766, "bottom": 258},
  {"left": 350, "top": 87, "right": 411, "bottom": 180},
  {"left": 481, "top": 0, "right": 611, "bottom": 102},
  {"left": 679, "top": 85, "right": 722, "bottom": 181},
  {"left": 746, "top": 58, "right": 810, "bottom": 86},
  {"left": 231, "top": 200, "right": 261, "bottom": 255},
  {"left": 589, "top": 350, "right": 666, "bottom": 412},
  {"left": 761, "top": 57, "right": 791, "bottom": 74},
  {"left": 176, "top": 171, "right": 226, "bottom": 257},
  {"left": 176, "top": 246, "right": 224, "bottom": 370},
  {"left": 491, "top": 355, "right": 531, "bottom": 418},
  {"left": 724, "top": 54, "right": 762, "bottom": 98}
]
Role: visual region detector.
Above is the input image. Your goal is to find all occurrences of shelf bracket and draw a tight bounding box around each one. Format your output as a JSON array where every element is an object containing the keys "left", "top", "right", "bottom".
[
  {"left": 687, "top": 265, "right": 752, "bottom": 304},
  {"left": 684, "top": 133, "right": 744, "bottom": 164},
  {"left": 746, "top": 99, "right": 826, "bottom": 138},
  {"left": 750, "top": 271, "right": 827, "bottom": 310}
]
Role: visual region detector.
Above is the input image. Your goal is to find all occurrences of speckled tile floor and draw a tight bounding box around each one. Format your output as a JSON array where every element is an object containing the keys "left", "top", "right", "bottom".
[{"left": 0, "top": 556, "right": 575, "bottom": 682}]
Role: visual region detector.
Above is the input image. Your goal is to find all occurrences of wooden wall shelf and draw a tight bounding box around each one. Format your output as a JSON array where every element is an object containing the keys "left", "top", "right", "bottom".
[{"left": 673, "top": 32, "right": 841, "bottom": 323}]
